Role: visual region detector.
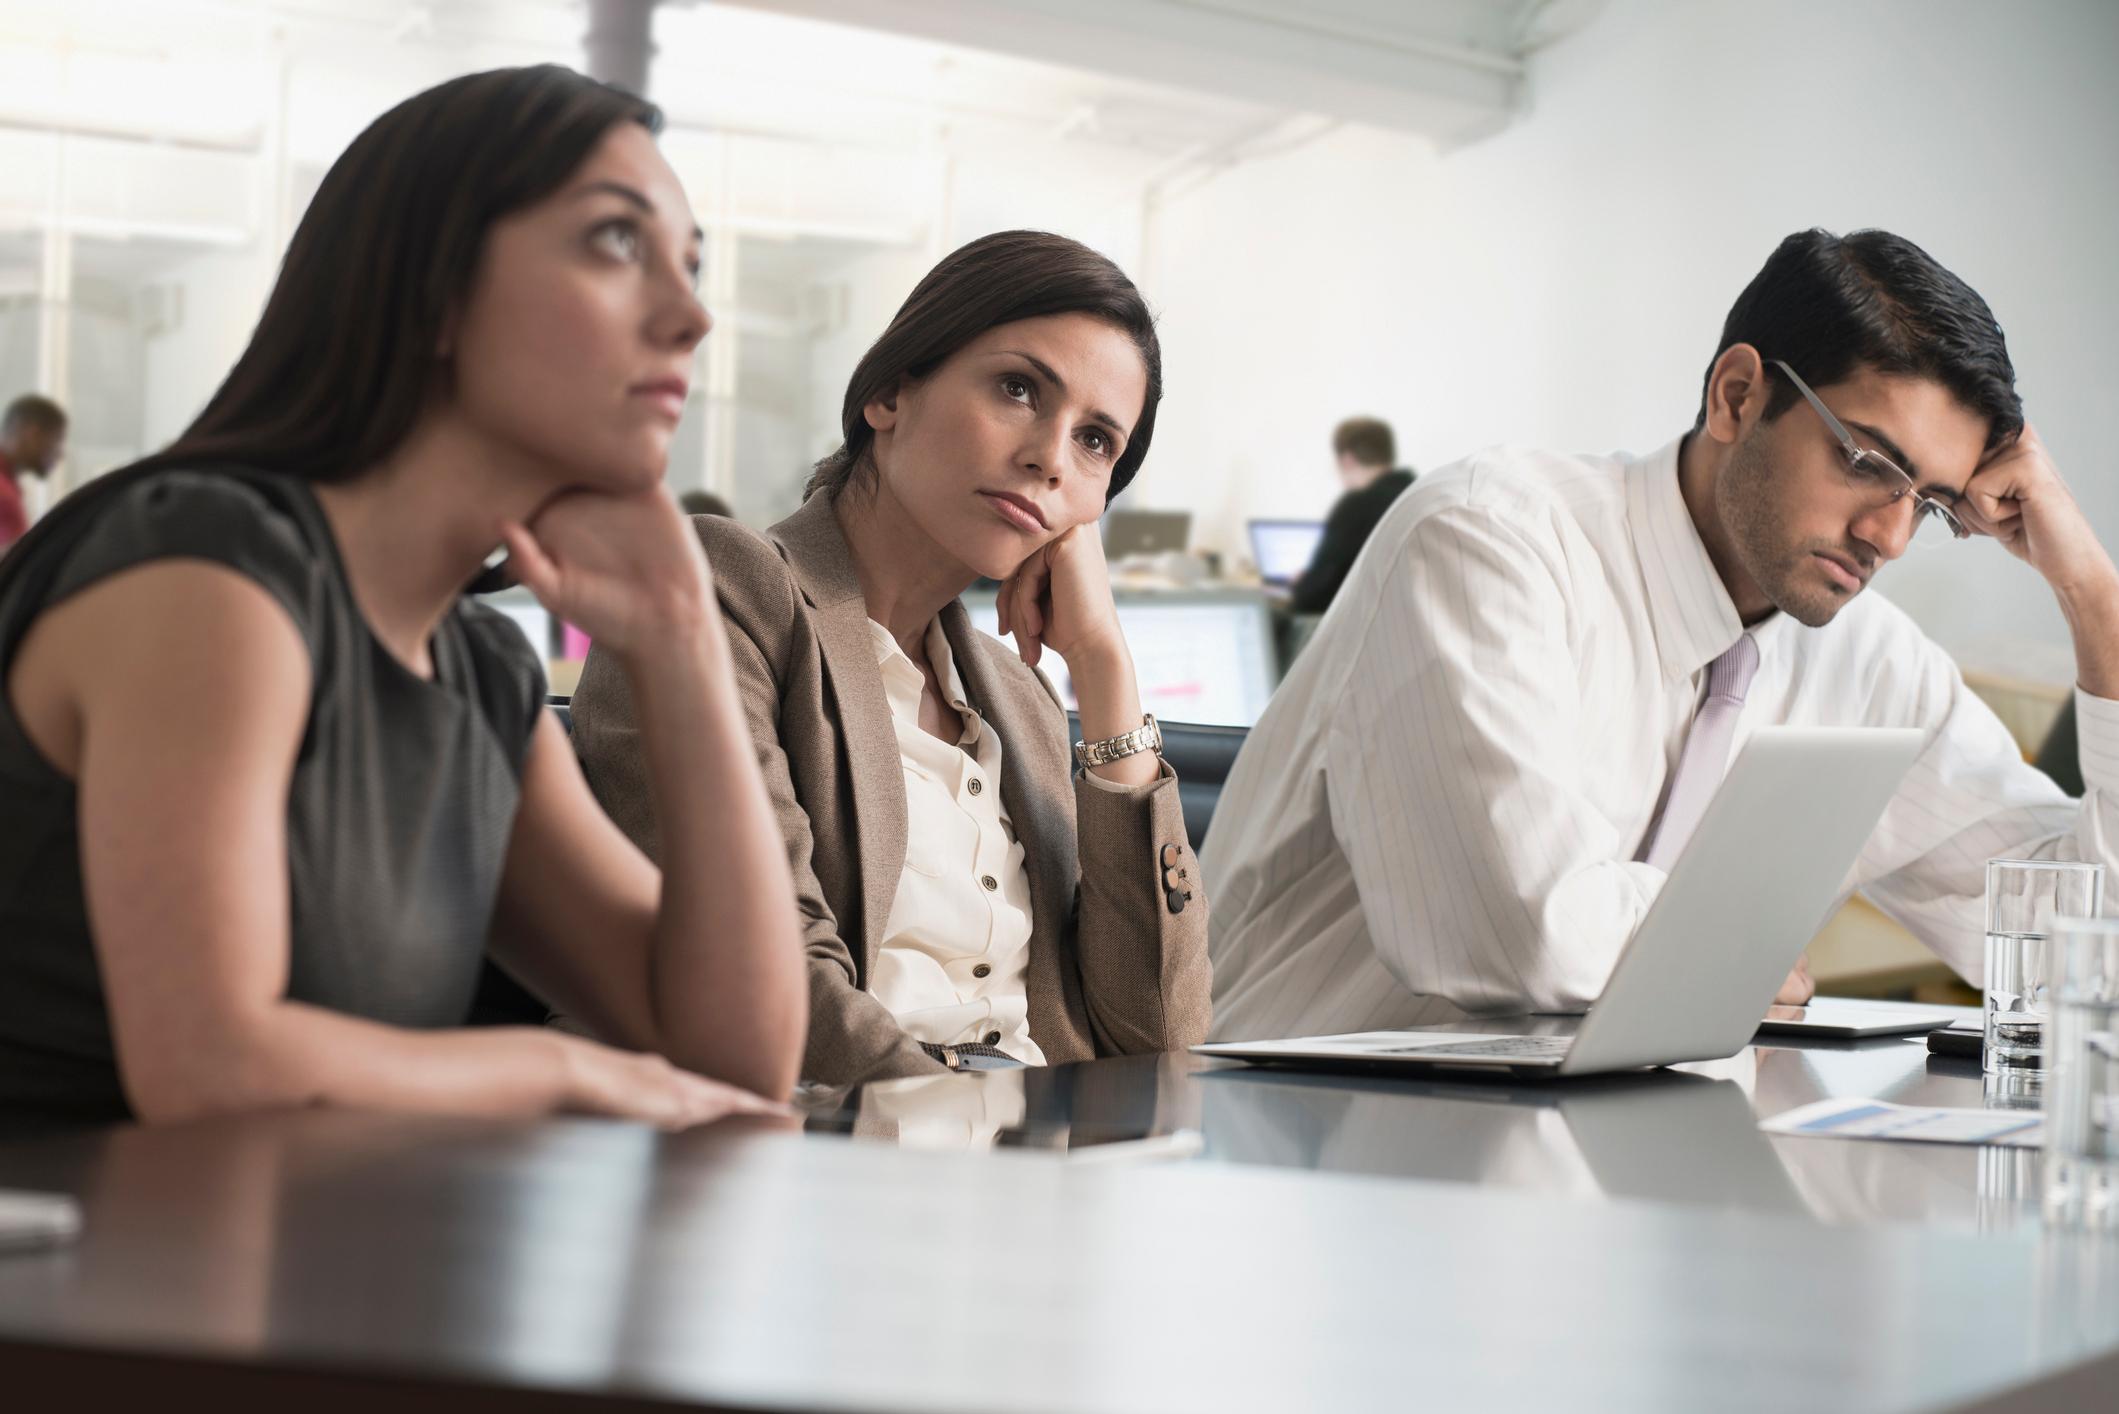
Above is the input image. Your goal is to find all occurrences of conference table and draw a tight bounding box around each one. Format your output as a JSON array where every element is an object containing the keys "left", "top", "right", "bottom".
[{"left": 0, "top": 1002, "right": 2114, "bottom": 1412}]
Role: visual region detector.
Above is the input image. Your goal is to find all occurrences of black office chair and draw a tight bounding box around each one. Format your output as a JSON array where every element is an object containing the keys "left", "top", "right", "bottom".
[
  {"left": 1275, "top": 611, "right": 1325, "bottom": 674},
  {"left": 1068, "top": 714, "right": 1248, "bottom": 847},
  {"left": 1160, "top": 721, "right": 1250, "bottom": 847},
  {"left": 2035, "top": 697, "right": 2081, "bottom": 796}
]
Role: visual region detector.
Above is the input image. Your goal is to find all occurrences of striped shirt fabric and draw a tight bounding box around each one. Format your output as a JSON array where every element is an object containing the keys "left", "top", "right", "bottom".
[{"left": 1202, "top": 438, "right": 2115, "bottom": 1042}]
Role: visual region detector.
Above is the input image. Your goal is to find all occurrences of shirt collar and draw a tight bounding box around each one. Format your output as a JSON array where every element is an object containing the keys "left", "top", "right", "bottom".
[
  {"left": 1625, "top": 436, "right": 1748, "bottom": 686},
  {"left": 868, "top": 616, "right": 981, "bottom": 743}
]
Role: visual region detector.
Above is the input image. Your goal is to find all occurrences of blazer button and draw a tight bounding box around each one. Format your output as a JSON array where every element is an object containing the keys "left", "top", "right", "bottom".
[
  {"left": 980, "top": 874, "right": 998, "bottom": 892},
  {"left": 1164, "top": 865, "right": 1192, "bottom": 890},
  {"left": 984, "top": 1031, "right": 1002, "bottom": 1046},
  {"left": 968, "top": 778, "right": 983, "bottom": 796},
  {"left": 1166, "top": 887, "right": 1190, "bottom": 915},
  {"left": 972, "top": 963, "right": 992, "bottom": 978},
  {"left": 1160, "top": 843, "right": 1182, "bottom": 868}
]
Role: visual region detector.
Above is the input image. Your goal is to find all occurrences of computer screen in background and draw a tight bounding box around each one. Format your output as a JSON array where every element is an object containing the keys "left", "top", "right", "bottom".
[
  {"left": 961, "top": 589, "right": 1278, "bottom": 728},
  {"left": 1248, "top": 519, "right": 1326, "bottom": 588},
  {"left": 486, "top": 588, "right": 555, "bottom": 686}
]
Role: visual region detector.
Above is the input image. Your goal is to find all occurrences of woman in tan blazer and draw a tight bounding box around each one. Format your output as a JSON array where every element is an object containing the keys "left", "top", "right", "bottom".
[{"left": 573, "top": 230, "right": 1210, "bottom": 1084}]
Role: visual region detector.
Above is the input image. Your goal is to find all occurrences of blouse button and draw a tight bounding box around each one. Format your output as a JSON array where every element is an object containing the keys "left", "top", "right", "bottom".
[
  {"left": 973, "top": 963, "right": 992, "bottom": 979},
  {"left": 984, "top": 1031, "right": 1002, "bottom": 1046},
  {"left": 980, "top": 874, "right": 998, "bottom": 892},
  {"left": 968, "top": 777, "right": 983, "bottom": 796}
]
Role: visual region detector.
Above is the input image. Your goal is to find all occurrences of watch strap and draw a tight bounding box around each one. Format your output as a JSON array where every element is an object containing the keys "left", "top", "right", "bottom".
[{"left": 1075, "top": 713, "right": 1162, "bottom": 769}]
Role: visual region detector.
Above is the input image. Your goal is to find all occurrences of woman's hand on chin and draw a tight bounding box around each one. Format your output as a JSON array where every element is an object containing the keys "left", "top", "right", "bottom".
[
  {"left": 500, "top": 485, "right": 713, "bottom": 660},
  {"left": 996, "top": 522, "right": 1125, "bottom": 674}
]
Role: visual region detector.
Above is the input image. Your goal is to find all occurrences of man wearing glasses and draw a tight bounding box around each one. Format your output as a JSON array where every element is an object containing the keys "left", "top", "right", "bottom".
[{"left": 1204, "top": 228, "right": 2113, "bottom": 1042}]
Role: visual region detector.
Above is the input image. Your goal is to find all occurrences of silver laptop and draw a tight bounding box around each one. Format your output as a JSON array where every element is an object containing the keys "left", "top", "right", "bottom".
[
  {"left": 1103, "top": 508, "right": 1191, "bottom": 559},
  {"left": 1194, "top": 726, "right": 1925, "bottom": 1079}
]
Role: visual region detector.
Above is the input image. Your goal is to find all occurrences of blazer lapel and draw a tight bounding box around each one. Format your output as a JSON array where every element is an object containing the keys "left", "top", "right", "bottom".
[
  {"left": 943, "top": 604, "right": 1086, "bottom": 1052},
  {"left": 944, "top": 604, "right": 1074, "bottom": 904},
  {"left": 769, "top": 495, "right": 906, "bottom": 982}
]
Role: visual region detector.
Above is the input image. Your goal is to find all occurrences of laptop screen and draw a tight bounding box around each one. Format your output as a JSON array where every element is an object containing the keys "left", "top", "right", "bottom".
[{"left": 1250, "top": 520, "right": 1325, "bottom": 587}]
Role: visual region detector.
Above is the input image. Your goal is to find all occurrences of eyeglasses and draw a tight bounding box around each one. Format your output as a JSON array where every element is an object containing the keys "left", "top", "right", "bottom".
[{"left": 1769, "top": 359, "right": 1969, "bottom": 541}]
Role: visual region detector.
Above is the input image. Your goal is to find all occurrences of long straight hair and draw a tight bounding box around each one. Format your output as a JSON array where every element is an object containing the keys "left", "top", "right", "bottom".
[
  {"left": 806, "top": 230, "right": 1162, "bottom": 504},
  {"left": 0, "top": 65, "right": 660, "bottom": 595}
]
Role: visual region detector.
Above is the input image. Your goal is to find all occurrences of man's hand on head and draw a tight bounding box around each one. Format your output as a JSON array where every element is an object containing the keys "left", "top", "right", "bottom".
[
  {"left": 1964, "top": 425, "right": 2119, "bottom": 698},
  {"left": 1962, "top": 425, "right": 2116, "bottom": 594}
]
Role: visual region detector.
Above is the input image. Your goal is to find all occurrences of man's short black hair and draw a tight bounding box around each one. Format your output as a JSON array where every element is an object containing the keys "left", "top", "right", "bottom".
[
  {"left": 1696, "top": 229, "right": 2022, "bottom": 454},
  {"left": 2, "top": 394, "right": 66, "bottom": 435}
]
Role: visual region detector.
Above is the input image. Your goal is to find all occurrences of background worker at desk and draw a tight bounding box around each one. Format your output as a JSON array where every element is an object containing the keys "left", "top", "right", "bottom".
[
  {"left": 1205, "top": 227, "right": 2119, "bottom": 1042},
  {"left": 1287, "top": 416, "right": 1415, "bottom": 614},
  {"left": 0, "top": 395, "right": 67, "bottom": 558}
]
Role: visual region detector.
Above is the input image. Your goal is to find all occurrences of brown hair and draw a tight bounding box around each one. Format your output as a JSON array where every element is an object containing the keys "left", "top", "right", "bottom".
[
  {"left": 678, "top": 489, "right": 734, "bottom": 518},
  {"left": 1332, "top": 417, "right": 1395, "bottom": 469},
  {"left": 150, "top": 65, "right": 660, "bottom": 484},
  {"left": 806, "top": 230, "right": 1161, "bottom": 503}
]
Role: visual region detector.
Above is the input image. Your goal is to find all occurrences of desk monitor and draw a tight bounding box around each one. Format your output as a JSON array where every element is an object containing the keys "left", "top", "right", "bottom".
[
  {"left": 1103, "top": 509, "right": 1191, "bottom": 559},
  {"left": 485, "top": 587, "right": 555, "bottom": 659},
  {"left": 1249, "top": 519, "right": 1325, "bottom": 588},
  {"left": 961, "top": 588, "right": 1279, "bottom": 728}
]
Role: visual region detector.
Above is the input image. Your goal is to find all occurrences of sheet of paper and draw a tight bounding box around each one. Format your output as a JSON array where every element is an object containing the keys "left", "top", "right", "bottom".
[{"left": 1761, "top": 1097, "right": 2043, "bottom": 1148}]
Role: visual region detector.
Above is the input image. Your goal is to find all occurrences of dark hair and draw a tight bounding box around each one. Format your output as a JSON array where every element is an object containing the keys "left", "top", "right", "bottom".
[
  {"left": 805, "top": 230, "right": 1161, "bottom": 504},
  {"left": 678, "top": 489, "right": 734, "bottom": 519},
  {"left": 1332, "top": 416, "right": 1394, "bottom": 468},
  {"left": 1696, "top": 228, "right": 2022, "bottom": 454},
  {"left": 2, "top": 395, "right": 66, "bottom": 435},
  {"left": 0, "top": 65, "right": 658, "bottom": 599},
  {"left": 150, "top": 65, "right": 660, "bottom": 483}
]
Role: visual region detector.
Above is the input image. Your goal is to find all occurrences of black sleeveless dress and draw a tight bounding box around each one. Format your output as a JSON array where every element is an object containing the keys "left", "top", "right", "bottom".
[{"left": 0, "top": 469, "right": 544, "bottom": 1122}]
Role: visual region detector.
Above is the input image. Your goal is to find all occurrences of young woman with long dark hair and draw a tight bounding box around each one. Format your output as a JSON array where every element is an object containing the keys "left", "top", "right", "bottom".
[
  {"left": 0, "top": 66, "right": 806, "bottom": 1125},
  {"left": 574, "top": 230, "right": 1211, "bottom": 1084}
]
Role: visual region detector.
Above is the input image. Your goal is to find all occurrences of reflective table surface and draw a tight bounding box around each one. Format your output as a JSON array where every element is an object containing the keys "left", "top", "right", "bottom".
[
  {"left": 0, "top": 1002, "right": 2114, "bottom": 1412},
  {"left": 808, "top": 1001, "right": 2046, "bottom": 1232}
]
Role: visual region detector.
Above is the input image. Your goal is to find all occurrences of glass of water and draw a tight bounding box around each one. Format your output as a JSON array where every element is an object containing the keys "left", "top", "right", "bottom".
[
  {"left": 2043, "top": 917, "right": 2119, "bottom": 1231},
  {"left": 1985, "top": 859, "right": 2104, "bottom": 1075}
]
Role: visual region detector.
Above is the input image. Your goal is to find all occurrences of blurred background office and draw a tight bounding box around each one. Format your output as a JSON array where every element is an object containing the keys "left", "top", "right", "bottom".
[{"left": 2, "top": 0, "right": 2112, "bottom": 986}]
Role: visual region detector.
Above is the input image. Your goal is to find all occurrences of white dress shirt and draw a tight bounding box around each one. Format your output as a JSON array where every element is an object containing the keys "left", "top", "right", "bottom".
[
  {"left": 869, "top": 617, "right": 1046, "bottom": 1064},
  {"left": 1204, "top": 438, "right": 2119, "bottom": 1042}
]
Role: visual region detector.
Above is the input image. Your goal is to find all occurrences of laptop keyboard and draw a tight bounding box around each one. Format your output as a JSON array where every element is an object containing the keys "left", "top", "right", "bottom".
[{"left": 1376, "top": 1036, "right": 1572, "bottom": 1060}]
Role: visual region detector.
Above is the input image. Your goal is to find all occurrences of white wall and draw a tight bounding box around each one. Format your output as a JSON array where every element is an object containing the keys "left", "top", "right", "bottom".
[
  {"left": 139, "top": 248, "right": 270, "bottom": 452},
  {"left": 131, "top": 26, "right": 572, "bottom": 479},
  {"left": 793, "top": 241, "right": 932, "bottom": 514},
  {"left": 1145, "top": 0, "right": 2119, "bottom": 673}
]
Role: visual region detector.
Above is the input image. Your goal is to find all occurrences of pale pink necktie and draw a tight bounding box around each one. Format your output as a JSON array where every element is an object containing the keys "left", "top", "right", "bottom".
[{"left": 1639, "top": 632, "right": 1759, "bottom": 871}]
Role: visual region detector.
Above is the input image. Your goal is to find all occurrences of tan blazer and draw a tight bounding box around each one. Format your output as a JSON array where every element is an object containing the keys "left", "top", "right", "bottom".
[{"left": 571, "top": 493, "right": 1211, "bottom": 1084}]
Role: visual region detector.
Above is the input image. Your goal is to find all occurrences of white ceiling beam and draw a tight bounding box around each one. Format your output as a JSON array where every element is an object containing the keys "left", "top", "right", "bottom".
[{"left": 715, "top": 0, "right": 1524, "bottom": 144}]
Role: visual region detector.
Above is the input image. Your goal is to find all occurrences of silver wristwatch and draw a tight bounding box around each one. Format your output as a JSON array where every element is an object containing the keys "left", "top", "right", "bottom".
[{"left": 1074, "top": 713, "right": 1162, "bottom": 770}]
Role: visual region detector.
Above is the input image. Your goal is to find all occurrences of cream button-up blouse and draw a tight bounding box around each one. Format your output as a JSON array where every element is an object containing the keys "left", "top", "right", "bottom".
[{"left": 868, "top": 616, "right": 1045, "bottom": 1064}]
